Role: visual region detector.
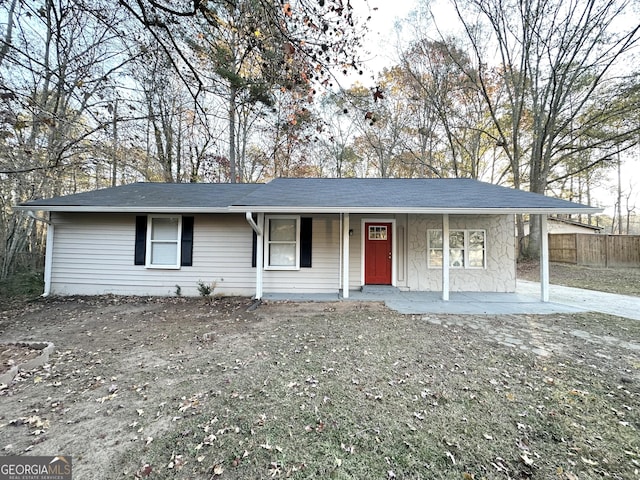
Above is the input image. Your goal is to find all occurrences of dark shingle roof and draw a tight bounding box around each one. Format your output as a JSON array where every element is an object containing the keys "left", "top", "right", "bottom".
[
  {"left": 16, "top": 178, "right": 601, "bottom": 214},
  {"left": 18, "top": 182, "right": 262, "bottom": 212},
  {"left": 232, "top": 178, "right": 599, "bottom": 213}
]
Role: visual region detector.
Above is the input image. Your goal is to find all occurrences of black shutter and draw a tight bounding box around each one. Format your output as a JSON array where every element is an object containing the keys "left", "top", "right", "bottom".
[
  {"left": 134, "top": 216, "right": 147, "bottom": 265},
  {"left": 181, "top": 216, "right": 194, "bottom": 266},
  {"left": 300, "top": 217, "right": 312, "bottom": 268},
  {"left": 251, "top": 230, "right": 257, "bottom": 267}
]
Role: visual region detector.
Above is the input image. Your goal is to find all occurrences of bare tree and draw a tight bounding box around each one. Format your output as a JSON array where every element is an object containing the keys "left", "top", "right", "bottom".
[
  {"left": 344, "top": 75, "right": 411, "bottom": 178},
  {"left": 444, "top": 0, "right": 640, "bottom": 257},
  {"left": 119, "top": 0, "right": 369, "bottom": 182},
  {"left": 316, "top": 93, "right": 361, "bottom": 178},
  {"left": 399, "top": 38, "right": 497, "bottom": 179},
  {"left": 0, "top": 0, "right": 131, "bottom": 279}
]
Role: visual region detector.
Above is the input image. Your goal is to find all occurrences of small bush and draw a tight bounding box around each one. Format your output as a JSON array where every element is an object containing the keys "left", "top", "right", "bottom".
[{"left": 196, "top": 280, "right": 215, "bottom": 297}]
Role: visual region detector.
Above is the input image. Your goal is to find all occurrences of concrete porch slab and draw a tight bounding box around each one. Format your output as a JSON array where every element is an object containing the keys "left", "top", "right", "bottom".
[
  {"left": 262, "top": 283, "right": 589, "bottom": 316},
  {"left": 348, "top": 288, "right": 587, "bottom": 315}
]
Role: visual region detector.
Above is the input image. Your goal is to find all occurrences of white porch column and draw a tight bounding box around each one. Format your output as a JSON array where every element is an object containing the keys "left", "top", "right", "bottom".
[
  {"left": 442, "top": 214, "right": 450, "bottom": 301},
  {"left": 540, "top": 214, "right": 549, "bottom": 302},
  {"left": 342, "top": 213, "right": 350, "bottom": 298},
  {"left": 256, "top": 213, "right": 264, "bottom": 300}
]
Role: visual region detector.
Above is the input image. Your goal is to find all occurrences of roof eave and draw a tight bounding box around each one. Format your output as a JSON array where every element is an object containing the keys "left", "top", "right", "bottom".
[
  {"left": 13, "top": 205, "right": 232, "bottom": 213},
  {"left": 232, "top": 206, "right": 604, "bottom": 215},
  {"left": 16, "top": 205, "right": 604, "bottom": 215}
]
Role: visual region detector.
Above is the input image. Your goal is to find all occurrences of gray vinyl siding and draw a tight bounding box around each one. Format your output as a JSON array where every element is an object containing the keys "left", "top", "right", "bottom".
[
  {"left": 48, "top": 212, "right": 343, "bottom": 297},
  {"left": 49, "top": 212, "right": 256, "bottom": 296},
  {"left": 262, "top": 215, "right": 341, "bottom": 294},
  {"left": 348, "top": 217, "right": 362, "bottom": 291}
]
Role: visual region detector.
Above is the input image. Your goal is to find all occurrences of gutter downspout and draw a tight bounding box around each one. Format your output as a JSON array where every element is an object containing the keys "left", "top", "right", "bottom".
[
  {"left": 245, "top": 212, "right": 262, "bottom": 236},
  {"left": 27, "top": 211, "right": 53, "bottom": 297},
  {"left": 246, "top": 212, "right": 264, "bottom": 299}
]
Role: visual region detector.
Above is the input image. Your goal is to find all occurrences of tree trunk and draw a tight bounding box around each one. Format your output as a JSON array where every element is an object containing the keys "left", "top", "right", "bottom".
[
  {"left": 229, "top": 85, "right": 237, "bottom": 183},
  {"left": 111, "top": 98, "right": 118, "bottom": 187},
  {"left": 617, "top": 152, "right": 623, "bottom": 234},
  {"left": 0, "top": 0, "right": 18, "bottom": 68}
]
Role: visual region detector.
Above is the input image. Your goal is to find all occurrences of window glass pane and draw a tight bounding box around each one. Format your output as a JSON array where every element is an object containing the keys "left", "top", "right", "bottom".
[
  {"left": 469, "top": 231, "right": 485, "bottom": 245},
  {"left": 270, "top": 218, "right": 296, "bottom": 241},
  {"left": 151, "top": 242, "right": 178, "bottom": 265},
  {"left": 429, "top": 250, "right": 442, "bottom": 267},
  {"left": 152, "top": 217, "right": 179, "bottom": 240},
  {"left": 269, "top": 243, "right": 296, "bottom": 266},
  {"left": 368, "top": 226, "right": 387, "bottom": 240},
  {"left": 428, "top": 230, "right": 442, "bottom": 248},
  {"left": 469, "top": 249, "right": 485, "bottom": 268},
  {"left": 450, "top": 248, "right": 465, "bottom": 267},
  {"left": 449, "top": 231, "right": 464, "bottom": 248},
  {"left": 469, "top": 231, "right": 485, "bottom": 267}
]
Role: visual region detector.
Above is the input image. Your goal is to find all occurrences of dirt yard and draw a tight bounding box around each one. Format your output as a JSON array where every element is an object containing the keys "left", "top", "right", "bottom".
[{"left": 1, "top": 295, "right": 639, "bottom": 479}]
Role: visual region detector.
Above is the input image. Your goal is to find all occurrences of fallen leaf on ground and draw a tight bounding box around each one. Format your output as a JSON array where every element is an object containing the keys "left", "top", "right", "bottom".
[
  {"left": 445, "top": 451, "right": 456, "bottom": 465},
  {"left": 521, "top": 453, "right": 534, "bottom": 466}
]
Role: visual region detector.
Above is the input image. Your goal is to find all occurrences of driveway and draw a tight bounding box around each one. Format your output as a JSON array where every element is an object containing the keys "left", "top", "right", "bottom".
[{"left": 516, "top": 280, "right": 640, "bottom": 321}]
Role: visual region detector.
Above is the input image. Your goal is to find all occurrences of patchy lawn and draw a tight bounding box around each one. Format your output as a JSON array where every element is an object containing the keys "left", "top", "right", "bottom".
[
  {"left": 518, "top": 261, "right": 640, "bottom": 297},
  {"left": 0, "top": 296, "right": 639, "bottom": 480}
]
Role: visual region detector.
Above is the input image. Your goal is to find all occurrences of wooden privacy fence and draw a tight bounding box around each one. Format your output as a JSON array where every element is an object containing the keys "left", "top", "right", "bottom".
[{"left": 549, "top": 233, "right": 640, "bottom": 267}]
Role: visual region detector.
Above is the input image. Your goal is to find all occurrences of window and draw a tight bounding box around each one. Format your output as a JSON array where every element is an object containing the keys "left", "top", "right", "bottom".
[
  {"left": 147, "top": 216, "right": 182, "bottom": 268},
  {"left": 368, "top": 225, "right": 388, "bottom": 240},
  {"left": 427, "top": 229, "right": 486, "bottom": 269},
  {"left": 253, "top": 217, "right": 312, "bottom": 269},
  {"left": 134, "top": 215, "right": 193, "bottom": 268},
  {"left": 266, "top": 216, "right": 300, "bottom": 269},
  {"left": 468, "top": 230, "right": 486, "bottom": 268}
]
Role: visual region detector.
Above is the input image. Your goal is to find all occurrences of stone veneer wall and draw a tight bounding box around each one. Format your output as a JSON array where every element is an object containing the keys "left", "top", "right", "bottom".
[{"left": 407, "top": 214, "right": 516, "bottom": 292}]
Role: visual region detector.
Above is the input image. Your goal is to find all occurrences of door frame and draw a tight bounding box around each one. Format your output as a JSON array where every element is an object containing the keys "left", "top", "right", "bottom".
[{"left": 360, "top": 218, "right": 396, "bottom": 286}]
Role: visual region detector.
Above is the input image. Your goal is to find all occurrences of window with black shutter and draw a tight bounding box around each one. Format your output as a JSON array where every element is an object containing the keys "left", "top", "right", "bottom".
[
  {"left": 134, "top": 215, "right": 194, "bottom": 268},
  {"left": 253, "top": 216, "right": 312, "bottom": 269}
]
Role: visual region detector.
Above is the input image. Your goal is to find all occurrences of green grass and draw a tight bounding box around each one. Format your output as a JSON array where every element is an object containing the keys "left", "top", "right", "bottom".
[{"left": 0, "top": 271, "right": 43, "bottom": 299}]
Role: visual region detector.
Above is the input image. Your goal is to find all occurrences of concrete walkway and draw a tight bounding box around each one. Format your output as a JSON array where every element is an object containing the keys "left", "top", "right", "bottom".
[{"left": 263, "top": 281, "right": 640, "bottom": 319}]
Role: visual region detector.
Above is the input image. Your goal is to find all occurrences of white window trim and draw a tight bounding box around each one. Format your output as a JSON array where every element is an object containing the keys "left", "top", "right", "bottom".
[
  {"left": 146, "top": 215, "right": 182, "bottom": 269},
  {"left": 265, "top": 215, "right": 300, "bottom": 270},
  {"left": 427, "top": 229, "right": 486, "bottom": 270}
]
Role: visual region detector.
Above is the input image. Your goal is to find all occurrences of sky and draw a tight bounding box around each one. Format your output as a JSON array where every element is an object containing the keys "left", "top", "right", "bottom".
[{"left": 352, "top": 0, "right": 639, "bottom": 215}]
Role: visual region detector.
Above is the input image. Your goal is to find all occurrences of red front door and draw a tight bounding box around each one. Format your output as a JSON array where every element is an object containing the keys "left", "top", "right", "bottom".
[{"left": 364, "top": 222, "right": 392, "bottom": 285}]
